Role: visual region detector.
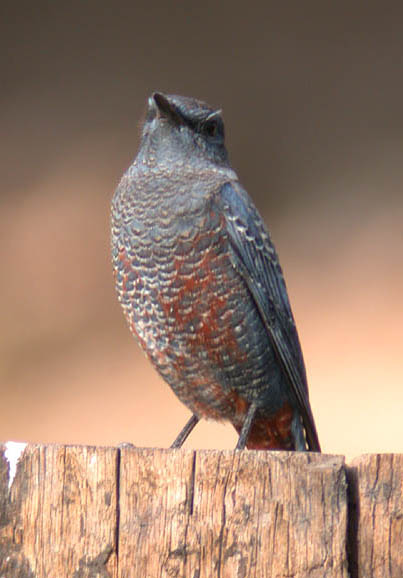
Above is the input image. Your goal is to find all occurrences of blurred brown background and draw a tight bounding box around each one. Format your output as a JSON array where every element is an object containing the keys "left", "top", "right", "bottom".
[{"left": 1, "top": 2, "right": 402, "bottom": 459}]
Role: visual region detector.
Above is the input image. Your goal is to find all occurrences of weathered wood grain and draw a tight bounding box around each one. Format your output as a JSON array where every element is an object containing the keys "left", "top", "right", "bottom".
[
  {"left": 0, "top": 444, "right": 118, "bottom": 578},
  {"left": 349, "top": 454, "right": 403, "bottom": 578},
  {"left": 118, "top": 448, "right": 196, "bottom": 578},
  {"left": 2, "top": 444, "right": 401, "bottom": 577},
  {"left": 119, "top": 448, "right": 348, "bottom": 577}
]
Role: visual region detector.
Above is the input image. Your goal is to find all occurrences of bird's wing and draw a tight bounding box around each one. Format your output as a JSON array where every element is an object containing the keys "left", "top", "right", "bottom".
[{"left": 216, "top": 181, "right": 321, "bottom": 451}]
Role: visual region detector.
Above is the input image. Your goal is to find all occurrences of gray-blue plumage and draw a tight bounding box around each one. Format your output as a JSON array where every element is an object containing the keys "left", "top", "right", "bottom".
[{"left": 111, "top": 92, "right": 321, "bottom": 451}]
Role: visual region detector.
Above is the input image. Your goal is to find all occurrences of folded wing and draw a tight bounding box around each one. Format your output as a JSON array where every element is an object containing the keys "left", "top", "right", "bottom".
[{"left": 217, "top": 181, "right": 321, "bottom": 451}]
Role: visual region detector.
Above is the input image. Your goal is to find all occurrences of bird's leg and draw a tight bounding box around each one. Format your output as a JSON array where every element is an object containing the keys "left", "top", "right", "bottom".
[
  {"left": 235, "top": 402, "right": 258, "bottom": 450},
  {"left": 170, "top": 414, "right": 200, "bottom": 448}
]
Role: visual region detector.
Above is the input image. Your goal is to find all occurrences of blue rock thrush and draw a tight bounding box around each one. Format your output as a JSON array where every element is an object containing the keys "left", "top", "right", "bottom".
[{"left": 111, "top": 93, "right": 321, "bottom": 451}]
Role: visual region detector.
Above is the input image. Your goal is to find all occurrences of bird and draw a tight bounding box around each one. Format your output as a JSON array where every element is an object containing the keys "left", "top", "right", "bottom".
[{"left": 111, "top": 92, "right": 321, "bottom": 452}]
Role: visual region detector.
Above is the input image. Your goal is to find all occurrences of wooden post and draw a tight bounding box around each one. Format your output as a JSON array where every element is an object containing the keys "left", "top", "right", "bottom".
[
  {"left": 0, "top": 445, "right": 401, "bottom": 577},
  {"left": 348, "top": 454, "right": 403, "bottom": 578},
  {"left": 0, "top": 444, "right": 119, "bottom": 577}
]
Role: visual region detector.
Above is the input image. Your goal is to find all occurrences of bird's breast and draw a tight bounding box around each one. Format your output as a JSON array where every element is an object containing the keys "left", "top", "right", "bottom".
[{"left": 111, "top": 177, "right": 287, "bottom": 420}]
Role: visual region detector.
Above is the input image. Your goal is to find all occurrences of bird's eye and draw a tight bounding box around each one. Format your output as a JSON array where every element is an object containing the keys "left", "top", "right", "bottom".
[{"left": 202, "top": 120, "right": 219, "bottom": 138}]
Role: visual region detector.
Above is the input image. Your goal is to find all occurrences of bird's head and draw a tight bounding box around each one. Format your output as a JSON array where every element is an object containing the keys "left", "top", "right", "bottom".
[{"left": 137, "top": 92, "right": 229, "bottom": 168}]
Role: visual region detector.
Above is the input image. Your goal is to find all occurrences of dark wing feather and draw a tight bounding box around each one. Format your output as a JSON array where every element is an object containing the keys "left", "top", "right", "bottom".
[{"left": 217, "top": 181, "right": 321, "bottom": 451}]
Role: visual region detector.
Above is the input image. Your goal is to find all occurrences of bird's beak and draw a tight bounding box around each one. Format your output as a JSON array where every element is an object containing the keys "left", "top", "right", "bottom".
[{"left": 151, "top": 92, "right": 183, "bottom": 124}]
